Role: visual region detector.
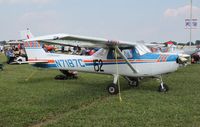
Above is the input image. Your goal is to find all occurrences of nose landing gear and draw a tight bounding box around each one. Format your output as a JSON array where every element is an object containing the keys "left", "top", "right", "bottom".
[{"left": 157, "top": 75, "right": 169, "bottom": 92}]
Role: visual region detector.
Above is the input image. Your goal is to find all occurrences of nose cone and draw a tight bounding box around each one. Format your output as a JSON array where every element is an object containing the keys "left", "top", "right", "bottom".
[{"left": 176, "top": 56, "right": 188, "bottom": 65}]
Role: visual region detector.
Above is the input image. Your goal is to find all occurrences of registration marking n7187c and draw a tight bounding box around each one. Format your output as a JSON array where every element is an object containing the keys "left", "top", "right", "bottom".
[{"left": 55, "top": 59, "right": 85, "bottom": 68}]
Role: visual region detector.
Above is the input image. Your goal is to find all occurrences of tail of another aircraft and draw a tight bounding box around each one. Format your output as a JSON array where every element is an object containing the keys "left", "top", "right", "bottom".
[
  {"left": 21, "top": 29, "right": 47, "bottom": 61},
  {"left": 20, "top": 29, "right": 34, "bottom": 39}
]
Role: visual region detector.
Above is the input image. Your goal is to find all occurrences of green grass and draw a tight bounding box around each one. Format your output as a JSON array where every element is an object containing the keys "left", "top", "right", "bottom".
[{"left": 1, "top": 53, "right": 200, "bottom": 127}]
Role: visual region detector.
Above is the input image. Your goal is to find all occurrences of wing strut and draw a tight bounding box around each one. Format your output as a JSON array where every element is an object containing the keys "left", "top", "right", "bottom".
[{"left": 115, "top": 46, "right": 138, "bottom": 73}]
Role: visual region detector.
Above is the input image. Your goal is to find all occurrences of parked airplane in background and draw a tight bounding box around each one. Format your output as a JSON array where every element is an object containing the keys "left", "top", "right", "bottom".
[
  {"left": 147, "top": 42, "right": 199, "bottom": 59},
  {"left": 21, "top": 30, "right": 186, "bottom": 95},
  {"left": 147, "top": 43, "right": 190, "bottom": 57}
]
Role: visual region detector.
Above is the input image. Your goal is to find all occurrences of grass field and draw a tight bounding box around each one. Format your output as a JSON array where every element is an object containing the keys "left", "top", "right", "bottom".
[{"left": 1, "top": 53, "right": 200, "bottom": 127}]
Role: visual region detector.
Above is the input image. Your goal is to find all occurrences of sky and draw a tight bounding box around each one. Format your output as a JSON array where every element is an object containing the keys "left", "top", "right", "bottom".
[{"left": 0, "top": 0, "right": 200, "bottom": 43}]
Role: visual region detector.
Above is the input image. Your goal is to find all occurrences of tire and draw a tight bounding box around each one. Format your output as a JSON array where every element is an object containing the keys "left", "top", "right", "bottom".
[
  {"left": 107, "top": 84, "right": 119, "bottom": 95},
  {"left": 158, "top": 84, "right": 169, "bottom": 92}
]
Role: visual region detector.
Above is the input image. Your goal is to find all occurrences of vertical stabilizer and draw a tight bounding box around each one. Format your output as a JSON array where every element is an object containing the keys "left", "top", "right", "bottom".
[{"left": 21, "top": 29, "right": 47, "bottom": 61}]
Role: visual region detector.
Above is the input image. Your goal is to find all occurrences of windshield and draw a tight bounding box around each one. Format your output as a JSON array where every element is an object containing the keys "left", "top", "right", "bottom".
[{"left": 135, "top": 44, "right": 151, "bottom": 55}]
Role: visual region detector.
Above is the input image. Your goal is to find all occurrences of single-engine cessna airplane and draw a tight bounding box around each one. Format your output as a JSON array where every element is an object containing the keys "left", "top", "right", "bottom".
[{"left": 21, "top": 30, "right": 186, "bottom": 95}]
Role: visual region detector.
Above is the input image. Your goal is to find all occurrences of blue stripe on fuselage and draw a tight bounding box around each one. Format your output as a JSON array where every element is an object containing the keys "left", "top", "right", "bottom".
[
  {"left": 166, "top": 54, "right": 178, "bottom": 61},
  {"left": 139, "top": 53, "right": 160, "bottom": 59},
  {"left": 31, "top": 54, "right": 178, "bottom": 68}
]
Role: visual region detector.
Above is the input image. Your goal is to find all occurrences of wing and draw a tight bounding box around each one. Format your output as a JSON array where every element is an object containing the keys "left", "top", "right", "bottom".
[
  {"left": 145, "top": 43, "right": 165, "bottom": 48},
  {"left": 24, "top": 34, "right": 137, "bottom": 48}
]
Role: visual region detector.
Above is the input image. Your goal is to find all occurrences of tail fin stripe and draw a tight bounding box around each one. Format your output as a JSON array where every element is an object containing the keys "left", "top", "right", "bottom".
[
  {"left": 24, "top": 41, "right": 41, "bottom": 48},
  {"left": 27, "top": 35, "right": 30, "bottom": 39},
  {"left": 34, "top": 41, "right": 36, "bottom": 47},
  {"left": 30, "top": 41, "right": 33, "bottom": 47},
  {"left": 24, "top": 42, "right": 30, "bottom": 47},
  {"left": 37, "top": 42, "right": 40, "bottom": 47}
]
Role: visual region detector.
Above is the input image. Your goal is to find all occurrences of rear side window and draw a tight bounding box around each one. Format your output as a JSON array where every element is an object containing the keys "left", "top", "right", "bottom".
[{"left": 122, "top": 49, "right": 133, "bottom": 59}]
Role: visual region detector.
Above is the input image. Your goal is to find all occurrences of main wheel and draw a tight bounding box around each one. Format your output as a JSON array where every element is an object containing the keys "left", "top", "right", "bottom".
[
  {"left": 128, "top": 78, "right": 139, "bottom": 87},
  {"left": 158, "top": 83, "right": 169, "bottom": 92},
  {"left": 107, "top": 84, "right": 119, "bottom": 95}
]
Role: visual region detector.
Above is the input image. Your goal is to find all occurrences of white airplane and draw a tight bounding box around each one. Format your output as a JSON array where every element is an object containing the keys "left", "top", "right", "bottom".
[{"left": 21, "top": 30, "right": 185, "bottom": 95}]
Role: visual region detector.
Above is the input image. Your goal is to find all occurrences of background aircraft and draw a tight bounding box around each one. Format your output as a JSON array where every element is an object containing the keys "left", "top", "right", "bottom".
[
  {"left": 21, "top": 30, "right": 185, "bottom": 95},
  {"left": 147, "top": 42, "right": 199, "bottom": 57}
]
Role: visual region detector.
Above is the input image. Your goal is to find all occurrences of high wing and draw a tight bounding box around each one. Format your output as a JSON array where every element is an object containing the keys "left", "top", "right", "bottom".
[{"left": 24, "top": 34, "right": 137, "bottom": 48}]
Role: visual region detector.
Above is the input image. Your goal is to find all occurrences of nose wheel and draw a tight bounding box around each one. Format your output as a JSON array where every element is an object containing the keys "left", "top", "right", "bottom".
[
  {"left": 158, "top": 83, "right": 169, "bottom": 92},
  {"left": 157, "top": 76, "right": 169, "bottom": 92}
]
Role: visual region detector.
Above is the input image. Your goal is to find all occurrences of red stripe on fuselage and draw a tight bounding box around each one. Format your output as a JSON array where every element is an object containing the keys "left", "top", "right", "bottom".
[
  {"left": 83, "top": 59, "right": 158, "bottom": 63},
  {"left": 28, "top": 59, "right": 54, "bottom": 63}
]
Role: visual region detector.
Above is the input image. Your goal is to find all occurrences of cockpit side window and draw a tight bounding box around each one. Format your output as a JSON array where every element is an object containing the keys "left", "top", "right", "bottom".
[
  {"left": 107, "top": 48, "right": 133, "bottom": 59},
  {"left": 122, "top": 49, "right": 133, "bottom": 59}
]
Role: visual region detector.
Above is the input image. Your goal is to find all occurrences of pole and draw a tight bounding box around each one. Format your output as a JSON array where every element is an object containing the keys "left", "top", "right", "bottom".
[{"left": 190, "top": 0, "right": 192, "bottom": 47}]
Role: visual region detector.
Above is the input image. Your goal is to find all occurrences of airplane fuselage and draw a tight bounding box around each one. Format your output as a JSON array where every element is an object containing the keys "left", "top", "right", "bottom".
[{"left": 30, "top": 48, "right": 179, "bottom": 77}]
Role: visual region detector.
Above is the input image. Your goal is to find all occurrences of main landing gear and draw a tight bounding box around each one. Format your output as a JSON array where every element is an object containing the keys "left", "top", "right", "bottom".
[
  {"left": 157, "top": 75, "right": 169, "bottom": 92},
  {"left": 107, "top": 75, "right": 140, "bottom": 95},
  {"left": 106, "top": 75, "right": 169, "bottom": 95},
  {"left": 107, "top": 74, "right": 119, "bottom": 95}
]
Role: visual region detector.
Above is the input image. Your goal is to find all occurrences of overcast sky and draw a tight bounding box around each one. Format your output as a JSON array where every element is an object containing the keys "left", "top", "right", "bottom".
[{"left": 0, "top": 0, "right": 200, "bottom": 43}]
